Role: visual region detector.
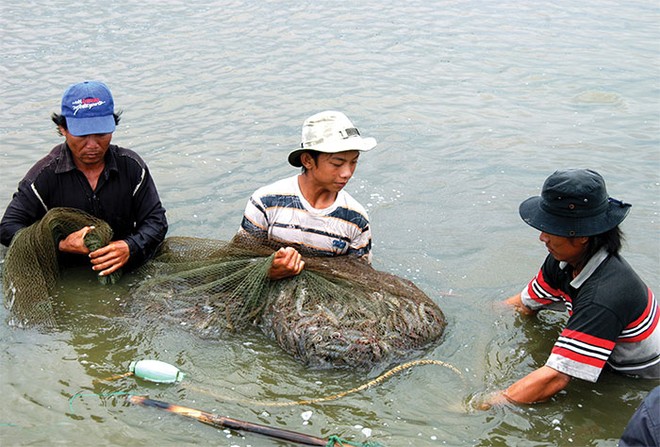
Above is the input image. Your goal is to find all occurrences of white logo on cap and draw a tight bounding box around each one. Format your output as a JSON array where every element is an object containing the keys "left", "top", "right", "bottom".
[{"left": 71, "top": 97, "right": 106, "bottom": 115}]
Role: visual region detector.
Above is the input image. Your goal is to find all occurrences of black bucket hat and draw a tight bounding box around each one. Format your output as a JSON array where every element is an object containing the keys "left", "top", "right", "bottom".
[{"left": 518, "top": 169, "right": 631, "bottom": 237}]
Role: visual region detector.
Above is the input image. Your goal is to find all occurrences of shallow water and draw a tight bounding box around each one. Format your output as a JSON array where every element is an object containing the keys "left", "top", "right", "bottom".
[{"left": 1, "top": 1, "right": 658, "bottom": 446}]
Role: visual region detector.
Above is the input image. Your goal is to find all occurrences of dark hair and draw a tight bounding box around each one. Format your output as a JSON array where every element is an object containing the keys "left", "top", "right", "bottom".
[
  {"left": 300, "top": 150, "right": 321, "bottom": 173},
  {"left": 577, "top": 226, "right": 625, "bottom": 270},
  {"left": 51, "top": 111, "right": 122, "bottom": 136}
]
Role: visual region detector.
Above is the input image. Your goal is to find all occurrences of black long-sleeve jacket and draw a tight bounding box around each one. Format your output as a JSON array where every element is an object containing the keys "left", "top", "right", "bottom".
[{"left": 0, "top": 143, "right": 168, "bottom": 269}]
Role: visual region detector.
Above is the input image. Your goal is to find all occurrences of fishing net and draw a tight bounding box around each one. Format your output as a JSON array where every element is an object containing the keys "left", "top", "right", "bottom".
[
  {"left": 129, "top": 232, "right": 446, "bottom": 369},
  {"left": 2, "top": 207, "right": 118, "bottom": 327},
  {"left": 2, "top": 208, "right": 446, "bottom": 369}
]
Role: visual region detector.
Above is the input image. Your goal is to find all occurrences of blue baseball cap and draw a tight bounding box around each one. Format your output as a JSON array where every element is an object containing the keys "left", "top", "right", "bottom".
[{"left": 61, "top": 81, "right": 116, "bottom": 136}]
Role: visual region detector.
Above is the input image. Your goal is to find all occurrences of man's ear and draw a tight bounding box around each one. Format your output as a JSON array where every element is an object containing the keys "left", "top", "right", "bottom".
[
  {"left": 300, "top": 152, "right": 316, "bottom": 170},
  {"left": 574, "top": 236, "right": 589, "bottom": 247}
]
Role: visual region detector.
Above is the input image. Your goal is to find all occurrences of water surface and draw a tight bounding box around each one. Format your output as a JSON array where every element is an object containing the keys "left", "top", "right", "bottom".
[{"left": 1, "top": 1, "right": 658, "bottom": 446}]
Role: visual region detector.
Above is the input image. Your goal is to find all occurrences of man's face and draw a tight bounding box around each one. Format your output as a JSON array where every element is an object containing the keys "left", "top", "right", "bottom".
[
  {"left": 61, "top": 127, "right": 112, "bottom": 167},
  {"left": 304, "top": 150, "right": 360, "bottom": 192},
  {"left": 539, "top": 232, "right": 588, "bottom": 266}
]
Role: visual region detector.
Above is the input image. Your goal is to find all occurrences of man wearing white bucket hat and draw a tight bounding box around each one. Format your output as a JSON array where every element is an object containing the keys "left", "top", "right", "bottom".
[
  {"left": 481, "top": 169, "right": 659, "bottom": 408},
  {"left": 240, "top": 111, "right": 377, "bottom": 280}
]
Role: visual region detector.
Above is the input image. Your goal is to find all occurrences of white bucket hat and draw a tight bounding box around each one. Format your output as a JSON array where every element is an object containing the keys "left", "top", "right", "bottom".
[{"left": 288, "top": 110, "right": 377, "bottom": 167}]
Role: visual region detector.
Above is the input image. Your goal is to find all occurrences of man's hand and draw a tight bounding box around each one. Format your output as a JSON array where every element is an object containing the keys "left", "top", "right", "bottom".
[
  {"left": 89, "top": 240, "right": 131, "bottom": 276},
  {"left": 502, "top": 293, "right": 538, "bottom": 316},
  {"left": 471, "top": 390, "right": 514, "bottom": 410},
  {"left": 58, "top": 226, "right": 130, "bottom": 276},
  {"left": 268, "top": 247, "right": 305, "bottom": 280},
  {"left": 58, "top": 226, "right": 96, "bottom": 255}
]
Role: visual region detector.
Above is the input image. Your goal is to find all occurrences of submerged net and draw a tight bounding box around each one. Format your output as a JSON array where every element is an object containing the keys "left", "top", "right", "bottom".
[
  {"left": 2, "top": 209, "right": 446, "bottom": 368},
  {"left": 2, "top": 207, "right": 117, "bottom": 327},
  {"left": 130, "top": 233, "right": 446, "bottom": 369}
]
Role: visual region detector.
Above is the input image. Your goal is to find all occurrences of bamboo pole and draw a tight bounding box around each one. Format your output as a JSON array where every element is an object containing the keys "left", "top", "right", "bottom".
[{"left": 128, "top": 395, "right": 331, "bottom": 446}]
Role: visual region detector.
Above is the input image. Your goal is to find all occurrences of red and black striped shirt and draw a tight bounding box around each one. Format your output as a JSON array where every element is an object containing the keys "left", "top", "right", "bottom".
[{"left": 521, "top": 248, "right": 659, "bottom": 382}]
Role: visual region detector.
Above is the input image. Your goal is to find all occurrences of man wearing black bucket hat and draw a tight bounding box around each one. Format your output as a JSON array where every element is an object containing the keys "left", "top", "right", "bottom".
[
  {"left": 0, "top": 81, "right": 167, "bottom": 275},
  {"left": 239, "top": 110, "right": 376, "bottom": 280},
  {"left": 484, "top": 169, "right": 659, "bottom": 407}
]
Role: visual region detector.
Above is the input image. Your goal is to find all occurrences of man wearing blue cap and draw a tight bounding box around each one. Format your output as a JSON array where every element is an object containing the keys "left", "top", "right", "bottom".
[
  {"left": 482, "top": 169, "right": 659, "bottom": 407},
  {"left": 0, "top": 81, "right": 167, "bottom": 276}
]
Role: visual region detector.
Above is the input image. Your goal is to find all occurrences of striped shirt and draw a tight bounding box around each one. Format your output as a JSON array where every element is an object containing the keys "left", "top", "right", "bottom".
[
  {"left": 239, "top": 175, "right": 371, "bottom": 261},
  {"left": 521, "top": 248, "right": 659, "bottom": 382}
]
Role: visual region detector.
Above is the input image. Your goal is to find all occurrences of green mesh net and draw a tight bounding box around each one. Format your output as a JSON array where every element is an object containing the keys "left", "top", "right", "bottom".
[
  {"left": 2, "top": 207, "right": 118, "bottom": 327},
  {"left": 2, "top": 208, "right": 446, "bottom": 368}
]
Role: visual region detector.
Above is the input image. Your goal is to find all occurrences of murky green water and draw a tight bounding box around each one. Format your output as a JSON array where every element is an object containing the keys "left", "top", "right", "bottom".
[{"left": 1, "top": 1, "right": 658, "bottom": 445}]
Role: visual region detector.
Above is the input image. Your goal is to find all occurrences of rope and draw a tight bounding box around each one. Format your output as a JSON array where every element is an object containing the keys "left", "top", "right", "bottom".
[
  {"left": 89, "top": 358, "right": 463, "bottom": 409},
  {"left": 92, "top": 371, "right": 134, "bottom": 383},
  {"left": 187, "top": 358, "right": 464, "bottom": 407},
  {"left": 73, "top": 358, "right": 461, "bottom": 447}
]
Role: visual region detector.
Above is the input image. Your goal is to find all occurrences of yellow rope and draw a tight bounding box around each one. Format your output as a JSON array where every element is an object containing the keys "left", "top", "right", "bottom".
[
  {"left": 94, "top": 358, "right": 464, "bottom": 408},
  {"left": 187, "top": 358, "right": 464, "bottom": 407},
  {"left": 93, "top": 371, "right": 134, "bottom": 383}
]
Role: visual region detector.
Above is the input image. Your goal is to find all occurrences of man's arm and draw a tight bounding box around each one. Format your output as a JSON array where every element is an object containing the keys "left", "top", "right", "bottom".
[
  {"left": 0, "top": 180, "right": 47, "bottom": 247},
  {"left": 478, "top": 293, "right": 569, "bottom": 409},
  {"left": 483, "top": 366, "right": 571, "bottom": 408},
  {"left": 121, "top": 165, "right": 168, "bottom": 269}
]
